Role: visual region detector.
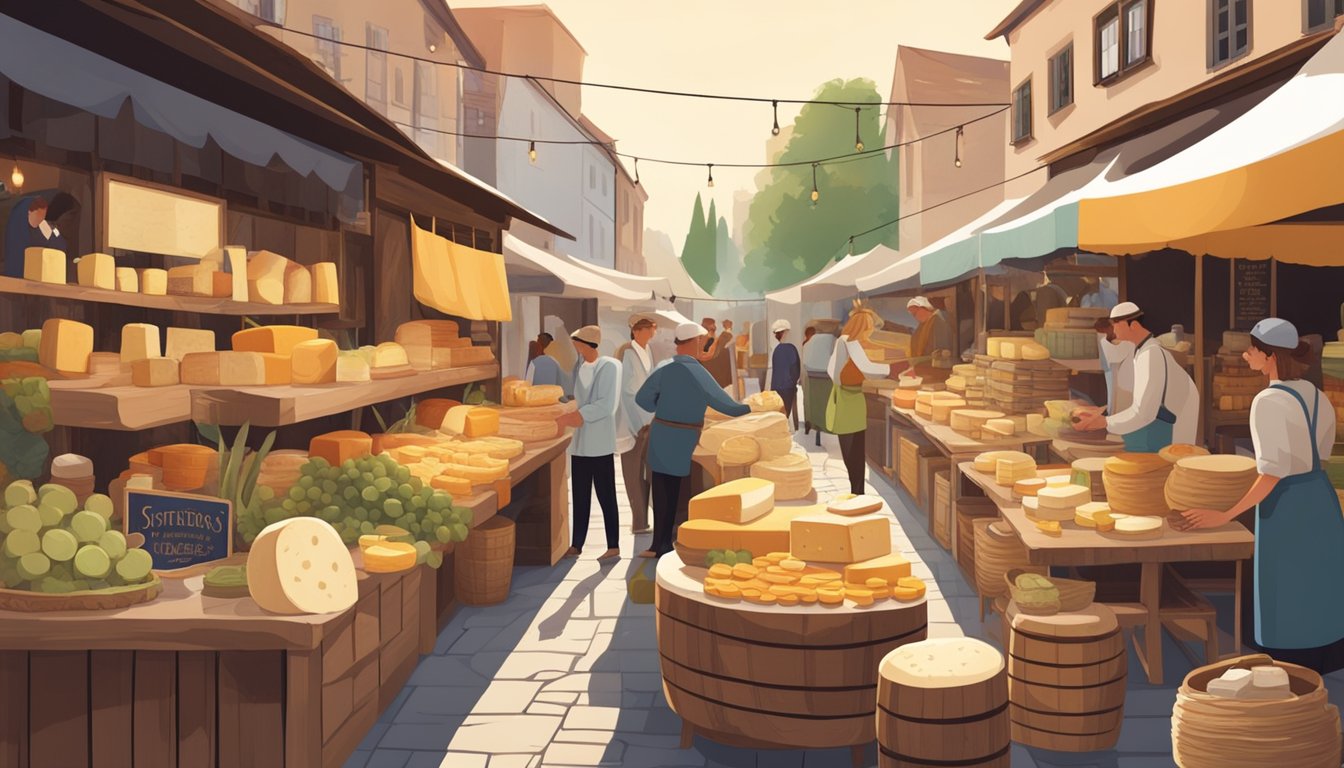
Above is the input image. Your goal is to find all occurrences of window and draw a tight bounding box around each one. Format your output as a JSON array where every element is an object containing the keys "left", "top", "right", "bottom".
[
  {"left": 601, "top": 172, "right": 608, "bottom": 196},
  {"left": 588, "top": 165, "right": 596, "bottom": 190},
  {"left": 414, "top": 61, "right": 439, "bottom": 157},
  {"left": 366, "top": 25, "right": 388, "bottom": 112},
  {"left": 1094, "top": 1, "right": 1151, "bottom": 84},
  {"left": 394, "top": 68, "right": 406, "bottom": 106},
  {"left": 1306, "top": 0, "right": 1344, "bottom": 31},
  {"left": 1011, "top": 78, "right": 1033, "bottom": 143},
  {"left": 1048, "top": 44, "right": 1074, "bottom": 114},
  {"left": 259, "top": 0, "right": 284, "bottom": 24},
  {"left": 1211, "top": 0, "right": 1251, "bottom": 67},
  {"left": 312, "top": 16, "right": 341, "bottom": 81}
]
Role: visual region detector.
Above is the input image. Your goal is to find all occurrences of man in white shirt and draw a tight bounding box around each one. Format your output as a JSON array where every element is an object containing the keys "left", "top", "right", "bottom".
[
  {"left": 559, "top": 326, "right": 623, "bottom": 561},
  {"left": 615, "top": 315, "right": 657, "bottom": 534}
]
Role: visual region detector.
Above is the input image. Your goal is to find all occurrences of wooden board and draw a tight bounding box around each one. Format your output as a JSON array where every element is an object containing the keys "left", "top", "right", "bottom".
[
  {"left": 50, "top": 381, "right": 194, "bottom": 431},
  {"left": 0, "top": 276, "right": 337, "bottom": 316}
]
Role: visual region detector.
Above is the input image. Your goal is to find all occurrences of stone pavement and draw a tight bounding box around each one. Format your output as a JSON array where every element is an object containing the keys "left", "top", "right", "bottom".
[{"left": 347, "top": 426, "right": 1344, "bottom": 768}]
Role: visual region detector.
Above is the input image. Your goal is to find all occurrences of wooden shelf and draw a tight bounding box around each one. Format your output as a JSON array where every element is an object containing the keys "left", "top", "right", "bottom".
[
  {"left": 50, "top": 381, "right": 193, "bottom": 431},
  {"left": 0, "top": 276, "right": 339, "bottom": 316},
  {"left": 190, "top": 364, "right": 500, "bottom": 426}
]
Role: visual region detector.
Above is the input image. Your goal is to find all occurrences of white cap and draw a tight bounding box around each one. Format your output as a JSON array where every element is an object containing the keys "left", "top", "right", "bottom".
[
  {"left": 771, "top": 319, "right": 791, "bottom": 333},
  {"left": 1251, "top": 317, "right": 1299, "bottom": 349},
  {"left": 1109, "top": 301, "right": 1142, "bottom": 321},
  {"left": 675, "top": 322, "right": 708, "bottom": 342},
  {"left": 907, "top": 296, "right": 934, "bottom": 311}
]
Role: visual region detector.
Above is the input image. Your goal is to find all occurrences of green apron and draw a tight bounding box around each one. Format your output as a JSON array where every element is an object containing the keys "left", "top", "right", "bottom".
[
  {"left": 826, "top": 383, "right": 866, "bottom": 436},
  {"left": 805, "top": 372, "right": 833, "bottom": 434},
  {"left": 1254, "top": 385, "right": 1344, "bottom": 649},
  {"left": 1122, "top": 337, "right": 1177, "bottom": 453}
]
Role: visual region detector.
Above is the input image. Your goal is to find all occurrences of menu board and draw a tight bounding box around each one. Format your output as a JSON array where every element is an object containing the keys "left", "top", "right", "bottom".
[
  {"left": 1233, "top": 259, "right": 1271, "bottom": 331},
  {"left": 124, "top": 489, "right": 232, "bottom": 572}
]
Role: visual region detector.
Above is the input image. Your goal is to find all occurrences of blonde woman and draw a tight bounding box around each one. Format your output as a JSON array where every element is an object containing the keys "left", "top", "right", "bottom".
[{"left": 826, "top": 304, "right": 896, "bottom": 494}]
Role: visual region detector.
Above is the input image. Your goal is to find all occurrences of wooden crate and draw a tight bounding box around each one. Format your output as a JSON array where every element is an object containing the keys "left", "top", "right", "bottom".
[
  {"left": 932, "top": 470, "right": 952, "bottom": 551},
  {"left": 918, "top": 453, "right": 950, "bottom": 523},
  {"left": 898, "top": 436, "right": 928, "bottom": 499},
  {"left": 956, "top": 498, "right": 1000, "bottom": 588}
]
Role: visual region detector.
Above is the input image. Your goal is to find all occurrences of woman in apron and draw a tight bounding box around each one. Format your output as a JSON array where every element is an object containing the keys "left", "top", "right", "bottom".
[
  {"left": 1177, "top": 318, "right": 1344, "bottom": 673},
  {"left": 826, "top": 303, "right": 894, "bottom": 495}
]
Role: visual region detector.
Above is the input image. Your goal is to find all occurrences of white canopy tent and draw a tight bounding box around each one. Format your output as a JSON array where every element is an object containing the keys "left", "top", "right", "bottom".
[{"left": 856, "top": 198, "right": 1026, "bottom": 295}]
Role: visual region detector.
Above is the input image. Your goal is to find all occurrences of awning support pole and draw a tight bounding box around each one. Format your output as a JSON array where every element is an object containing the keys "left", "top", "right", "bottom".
[{"left": 1195, "top": 253, "right": 1205, "bottom": 446}]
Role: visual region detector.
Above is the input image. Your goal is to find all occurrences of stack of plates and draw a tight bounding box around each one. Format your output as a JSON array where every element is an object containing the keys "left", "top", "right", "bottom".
[
  {"left": 1164, "top": 455, "right": 1258, "bottom": 512},
  {"left": 1102, "top": 453, "right": 1174, "bottom": 516}
]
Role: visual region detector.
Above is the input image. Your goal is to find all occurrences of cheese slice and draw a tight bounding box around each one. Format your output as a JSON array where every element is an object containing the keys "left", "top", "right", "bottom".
[
  {"left": 119, "top": 323, "right": 161, "bottom": 363},
  {"left": 309, "top": 431, "right": 373, "bottom": 467},
  {"left": 24, "top": 248, "right": 66, "bottom": 284},
  {"left": 843, "top": 553, "right": 911, "bottom": 584},
  {"left": 1037, "top": 484, "right": 1090, "bottom": 510},
  {"left": 202, "top": 246, "right": 248, "bottom": 302},
  {"left": 284, "top": 262, "right": 312, "bottom": 304},
  {"left": 165, "top": 328, "right": 215, "bottom": 362},
  {"left": 131, "top": 357, "right": 179, "bottom": 387},
  {"left": 140, "top": 268, "right": 168, "bottom": 296},
  {"left": 246, "top": 518, "right": 357, "bottom": 615},
  {"left": 76, "top": 253, "right": 115, "bottom": 290},
  {"left": 827, "top": 494, "right": 884, "bottom": 517},
  {"left": 1045, "top": 474, "right": 1071, "bottom": 488},
  {"left": 789, "top": 513, "right": 890, "bottom": 563},
  {"left": 246, "top": 250, "right": 291, "bottom": 305},
  {"left": 689, "top": 478, "right": 776, "bottom": 524},
  {"left": 115, "top": 267, "right": 138, "bottom": 293},
  {"left": 232, "top": 325, "right": 318, "bottom": 355},
  {"left": 1013, "top": 478, "right": 1047, "bottom": 496},
  {"left": 880, "top": 638, "right": 1003, "bottom": 688},
  {"left": 336, "top": 351, "right": 370, "bottom": 382},
  {"left": 38, "top": 318, "right": 93, "bottom": 374},
  {"left": 442, "top": 406, "right": 500, "bottom": 438},
  {"left": 362, "top": 542, "right": 417, "bottom": 574},
  {"left": 291, "top": 339, "right": 337, "bottom": 385},
  {"left": 312, "top": 262, "right": 339, "bottom": 304}
]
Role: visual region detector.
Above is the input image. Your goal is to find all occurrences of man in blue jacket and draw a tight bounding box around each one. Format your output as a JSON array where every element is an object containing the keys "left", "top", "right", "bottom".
[
  {"left": 559, "top": 326, "right": 623, "bottom": 562},
  {"left": 768, "top": 319, "right": 801, "bottom": 428},
  {"left": 636, "top": 322, "right": 751, "bottom": 558}
]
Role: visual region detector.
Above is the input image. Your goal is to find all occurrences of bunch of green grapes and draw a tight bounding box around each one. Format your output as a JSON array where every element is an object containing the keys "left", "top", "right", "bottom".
[
  {"left": 0, "top": 481, "right": 153, "bottom": 594},
  {"left": 1, "top": 377, "right": 53, "bottom": 434},
  {"left": 235, "top": 454, "right": 471, "bottom": 568},
  {"left": 704, "top": 549, "right": 754, "bottom": 568}
]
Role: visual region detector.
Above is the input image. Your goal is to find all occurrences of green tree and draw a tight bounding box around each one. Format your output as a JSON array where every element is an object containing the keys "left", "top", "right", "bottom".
[
  {"left": 740, "top": 78, "right": 899, "bottom": 293},
  {"left": 680, "top": 193, "right": 718, "bottom": 292}
]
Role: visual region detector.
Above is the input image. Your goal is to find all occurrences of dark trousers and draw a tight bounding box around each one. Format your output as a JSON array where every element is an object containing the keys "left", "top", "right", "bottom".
[
  {"left": 651, "top": 471, "right": 686, "bottom": 556},
  {"left": 838, "top": 431, "right": 866, "bottom": 495},
  {"left": 571, "top": 455, "right": 619, "bottom": 551},
  {"left": 776, "top": 388, "right": 799, "bottom": 431},
  {"left": 620, "top": 425, "right": 651, "bottom": 531}
]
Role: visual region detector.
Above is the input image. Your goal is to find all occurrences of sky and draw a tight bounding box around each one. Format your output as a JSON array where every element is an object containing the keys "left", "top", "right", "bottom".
[{"left": 450, "top": 0, "right": 1021, "bottom": 246}]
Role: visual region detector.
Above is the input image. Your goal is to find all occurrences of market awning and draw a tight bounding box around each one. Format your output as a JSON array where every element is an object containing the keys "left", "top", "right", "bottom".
[
  {"left": 861, "top": 198, "right": 1025, "bottom": 293},
  {"left": 562, "top": 255, "right": 673, "bottom": 302},
  {"left": 768, "top": 247, "right": 899, "bottom": 304},
  {"left": 503, "top": 233, "right": 656, "bottom": 303}
]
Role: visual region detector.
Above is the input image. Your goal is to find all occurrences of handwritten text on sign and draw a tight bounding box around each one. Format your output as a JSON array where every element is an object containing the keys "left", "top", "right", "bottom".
[{"left": 124, "top": 489, "right": 233, "bottom": 571}]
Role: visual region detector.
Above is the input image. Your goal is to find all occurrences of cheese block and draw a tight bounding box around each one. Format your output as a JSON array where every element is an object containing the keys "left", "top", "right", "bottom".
[
  {"left": 120, "top": 323, "right": 161, "bottom": 363},
  {"left": 259, "top": 353, "right": 290, "bottom": 385},
  {"left": 892, "top": 389, "right": 917, "bottom": 409},
  {"left": 202, "top": 246, "right": 248, "bottom": 302},
  {"left": 131, "top": 357, "right": 180, "bottom": 387},
  {"left": 789, "top": 513, "right": 890, "bottom": 563},
  {"left": 827, "top": 494, "right": 884, "bottom": 517},
  {"left": 994, "top": 453, "right": 1037, "bottom": 486},
  {"left": 843, "top": 553, "right": 911, "bottom": 584},
  {"left": 165, "top": 328, "right": 215, "bottom": 362},
  {"left": 750, "top": 451, "right": 813, "bottom": 501},
  {"left": 1045, "top": 474, "right": 1071, "bottom": 488},
  {"left": 880, "top": 638, "right": 1003, "bottom": 688},
  {"left": 1206, "top": 668, "right": 1253, "bottom": 698},
  {"left": 701, "top": 412, "right": 790, "bottom": 453},
  {"left": 678, "top": 505, "right": 822, "bottom": 554},
  {"left": 76, "top": 253, "right": 115, "bottom": 290},
  {"left": 179, "top": 351, "right": 268, "bottom": 386},
  {"left": 1019, "top": 342, "right": 1050, "bottom": 361},
  {"left": 140, "top": 268, "right": 168, "bottom": 296},
  {"left": 309, "top": 431, "right": 373, "bottom": 467},
  {"left": 371, "top": 342, "right": 409, "bottom": 368},
  {"left": 496, "top": 414, "right": 561, "bottom": 443},
  {"left": 245, "top": 250, "right": 291, "bottom": 305},
  {"left": 38, "top": 318, "right": 93, "bottom": 374},
  {"left": 1074, "top": 501, "right": 1113, "bottom": 529},
  {"left": 291, "top": 339, "right": 337, "bottom": 385},
  {"left": 431, "top": 475, "right": 473, "bottom": 496},
  {"left": 930, "top": 397, "right": 966, "bottom": 424},
  {"left": 746, "top": 390, "right": 784, "bottom": 413},
  {"left": 689, "top": 478, "right": 775, "bottom": 524},
  {"left": 951, "top": 409, "right": 1006, "bottom": 435},
  {"left": 445, "top": 346, "right": 494, "bottom": 367},
  {"left": 395, "top": 320, "right": 464, "bottom": 370},
  {"left": 167, "top": 263, "right": 225, "bottom": 297},
  {"left": 501, "top": 379, "right": 528, "bottom": 407},
  {"left": 247, "top": 518, "right": 357, "bottom": 615},
  {"left": 985, "top": 418, "right": 1015, "bottom": 435},
  {"left": 443, "top": 406, "right": 500, "bottom": 438},
  {"left": 517, "top": 385, "right": 564, "bottom": 407},
  {"left": 312, "top": 262, "right": 339, "bottom": 304},
  {"left": 115, "top": 267, "right": 138, "bottom": 292},
  {"left": 232, "top": 325, "right": 318, "bottom": 355},
  {"left": 717, "top": 435, "right": 761, "bottom": 465},
  {"left": 24, "top": 248, "right": 66, "bottom": 284},
  {"left": 1037, "top": 484, "right": 1089, "bottom": 510},
  {"left": 999, "top": 340, "right": 1021, "bottom": 360}
]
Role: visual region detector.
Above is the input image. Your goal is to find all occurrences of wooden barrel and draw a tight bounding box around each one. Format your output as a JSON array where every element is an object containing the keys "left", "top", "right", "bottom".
[
  {"left": 655, "top": 554, "right": 928, "bottom": 751},
  {"left": 1006, "top": 602, "right": 1126, "bottom": 751},
  {"left": 877, "top": 637, "right": 1010, "bottom": 767},
  {"left": 454, "top": 515, "right": 515, "bottom": 605}
]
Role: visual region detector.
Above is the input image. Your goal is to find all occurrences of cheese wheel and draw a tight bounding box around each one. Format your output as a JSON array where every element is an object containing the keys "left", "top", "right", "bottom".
[
  {"left": 247, "top": 518, "right": 357, "bottom": 614},
  {"left": 1112, "top": 516, "right": 1163, "bottom": 537},
  {"left": 717, "top": 435, "right": 761, "bottom": 465},
  {"left": 827, "top": 494, "right": 884, "bottom": 517},
  {"left": 1105, "top": 453, "right": 1172, "bottom": 476},
  {"left": 880, "top": 638, "right": 1003, "bottom": 688}
]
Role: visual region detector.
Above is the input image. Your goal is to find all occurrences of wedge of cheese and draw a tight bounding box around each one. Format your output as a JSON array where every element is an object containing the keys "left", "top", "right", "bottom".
[
  {"left": 38, "top": 318, "right": 93, "bottom": 374},
  {"left": 312, "top": 261, "right": 339, "bottom": 304},
  {"left": 165, "top": 328, "right": 215, "bottom": 362},
  {"left": 131, "top": 357, "right": 179, "bottom": 387},
  {"left": 115, "top": 267, "right": 138, "bottom": 293},
  {"left": 246, "top": 250, "right": 291, "bottom": 305},
  {"left": 843, "top": 553, "right": 911, "bottom": 584},
  {"left": 232, "top": 325, "right": 318, "bottom": 356},
  {"left": 120, "top": 323, "right": 161, "bottom": 363},
  {"left": 140, "top": 268, "right": 168, "bottom": 296},
  {"left": 790, "top": 513, "right": 890, "bottom": 563},
  {"left": 202, "top": 246, "right": 248, "bottom": 302},
  {"left": 309, "top": 431, "right": 373, "bottom": 467},
  {"left": 284, "top": 262, "right": 312, "bottom": 304},
  {"left": 336, "top": 351, "right": 370, "bottom": 383},
  {"left": 678, "top": 505, "right": 822, "bottom": 554},
  {"left": 442, "top": 406, "right": 499, "bottom": 438},
  {"left": 24, "top": 248, "right": 66, "bottom": 284},
  {"left": 76, "top": 253, "right": 115, "bottom": 290},
  {"left": 291, "top": 339, "right": 337, "bottom": 385},
  {"left": 689, "top": 478, "right": 775, "bottom": 524},
  {"left": 247, "top": 518, "right": 357, "bottom": 615}
]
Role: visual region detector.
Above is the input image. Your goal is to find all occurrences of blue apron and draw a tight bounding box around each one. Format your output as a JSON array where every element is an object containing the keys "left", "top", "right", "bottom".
[
  {"left": 1254, "top": 385, "right": 1344, "bottom": 649},
  {"left": 1121, "top": 337, "right": 1177, "bottom": 453}
]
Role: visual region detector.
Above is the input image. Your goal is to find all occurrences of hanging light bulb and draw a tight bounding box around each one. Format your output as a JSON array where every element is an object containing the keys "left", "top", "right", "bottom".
[
  {"left": 810, "top": 163, "right": 820, "bottom": 206},
  {"left": 707, "top": 163, "right": 714, "bottom": 188},
  {"left": 848, "top": 236, "right": 855, "bottom": 256},
  {"left": 954, "top": 125, "right": 964, "bottom": 168},
  {"left": 9, "top": 161, "right": 23, "bottom": 191},
  {"left": 633, "top": 158, "right": 640, "bottom": 186},
  {"left": 854, "top": 107, "right": 864, "bottom": 152},
  {"left": 528, "top": 141, "right": 537, "bottom": 164},
  {"left": 771, "top": 100, "right": 781, "bottom": 137}
]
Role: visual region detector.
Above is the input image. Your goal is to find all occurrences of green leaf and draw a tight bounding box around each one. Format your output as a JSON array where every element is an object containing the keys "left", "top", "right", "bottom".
[
  {"left": 371, "top": 407, "right": 389, "bottom": 434},
  {"left": 195, "top": 421, "right": 222, "bottom": 446},
  {"left": 239, "top": 430, "right": 276, "bottom": 509}
]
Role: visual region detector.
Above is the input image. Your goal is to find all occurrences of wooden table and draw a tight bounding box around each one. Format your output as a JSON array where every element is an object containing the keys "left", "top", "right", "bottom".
[
  {"left": 1051, "top": 435, "right": 1126, "bottom": 463},
  {"left": 958, "top": 463, "right": 1254, "bottom": 685},
  {"left": 655, "top": 554, "right": 928, "bottom": 767}
]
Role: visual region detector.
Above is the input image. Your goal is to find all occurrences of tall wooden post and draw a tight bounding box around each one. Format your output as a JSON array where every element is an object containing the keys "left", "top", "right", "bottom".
[{"left": 1194, "top": 253, "right": 1205, "bottom": 444}]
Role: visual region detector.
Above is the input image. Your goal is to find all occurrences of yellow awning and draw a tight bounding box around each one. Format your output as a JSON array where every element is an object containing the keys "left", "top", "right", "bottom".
[{"left": 1165, "top": 223, "right": 1344, "bottom": 266}]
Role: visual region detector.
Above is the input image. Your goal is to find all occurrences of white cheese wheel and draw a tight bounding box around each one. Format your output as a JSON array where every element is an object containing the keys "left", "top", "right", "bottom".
[
  {"left": 880, "top": 638, "right": 1003, "bottom": 689},
  {"left": 247, "top": 518, "right": 357, "bottom": 615},
  {"left": 1113, "top": 516, "right": 1162, "bottom": 535}
]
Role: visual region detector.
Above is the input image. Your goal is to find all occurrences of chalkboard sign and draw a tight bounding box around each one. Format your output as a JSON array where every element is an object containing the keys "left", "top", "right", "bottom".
[
  {"left": 124, "top": 489, "right": 233, "bottom": 572},
  {"left": 1233, "top": 259, "right": 1271, "bottom": 330}
]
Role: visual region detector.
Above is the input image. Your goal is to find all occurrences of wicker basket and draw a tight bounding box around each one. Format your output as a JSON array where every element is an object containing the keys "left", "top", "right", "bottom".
[
  {"left": 1004, "top": 569, "right": 1061, "bottom": 615},
  {"left": 974, "top": 522, "right": 1044, "bottom": 599},
  {"left": 454, "top": 516, "right": 515, "bottom": 606}
]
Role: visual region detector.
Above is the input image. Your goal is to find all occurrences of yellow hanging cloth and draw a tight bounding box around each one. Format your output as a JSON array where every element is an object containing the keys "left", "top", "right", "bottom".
[{"left": 411, "top": 217, "right": 465, "bottom": 316}]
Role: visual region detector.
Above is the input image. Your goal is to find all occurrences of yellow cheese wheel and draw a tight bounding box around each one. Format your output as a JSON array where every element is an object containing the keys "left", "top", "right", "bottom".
[{"left": 1105, "top": 453, "right": 1172, "bottom": 476}]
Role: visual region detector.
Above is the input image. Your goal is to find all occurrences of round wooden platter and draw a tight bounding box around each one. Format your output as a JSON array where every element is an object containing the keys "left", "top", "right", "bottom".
[
  {"left": 0, "top": 575, "right": 163, "bottom": 612},
  {"left": 654, "top": 554, "right": 928, "bottom": 752}
]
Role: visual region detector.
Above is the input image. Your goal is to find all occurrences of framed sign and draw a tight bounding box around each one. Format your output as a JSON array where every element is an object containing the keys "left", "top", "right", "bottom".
[
  {"left": 123, "top": 489, "right": 233, "bottom": 572},
  {"left": 101, "top": 173, "right": 225, "bottom": 259},
  {"left": 1232, "top": 258, "right": 1272, "bottom": 331}
]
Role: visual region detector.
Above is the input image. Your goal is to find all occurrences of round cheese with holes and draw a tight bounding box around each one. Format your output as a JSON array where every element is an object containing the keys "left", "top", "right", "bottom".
[{"left": 248, "top": 518, "right": 358, "bottom": 615}]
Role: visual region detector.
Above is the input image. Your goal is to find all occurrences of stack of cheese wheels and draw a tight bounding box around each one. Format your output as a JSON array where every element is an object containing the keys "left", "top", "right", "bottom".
[
  {"left": 749, "top": 451, "right": 814, "bottom": 500},
  {"left": 1164, "top": 454, "right": 1259, "bottom": 513},
  {"left": 1007, "top": 602, "right": 1126, "bottom": 752},
  {"left": 1033, "top": 484, "right": 1090, "bottom": 522},
  {"left": 1070, "top": 457, "right": 1108, "bottom": 501},
  {"left": 1102, "top": 453, "right": 1174, "bottom": 516},
  {"left": 1159, "top": 443, "right": 1211, "bottom": 464},
  {"left": 930, "top": 396, "right": 967, "bottom": 424},
  {"left": 974, "top": 522, "right": 1045, "bottom": 600},
  {"left": 951, "top": 409, "right": 1007, "bottom": 438},
  {"left": 700, "top": 412, "right": 792, "bottom": 459},
  {"left": 877, "top": 638, "right": 1010, "bottom": 768}
]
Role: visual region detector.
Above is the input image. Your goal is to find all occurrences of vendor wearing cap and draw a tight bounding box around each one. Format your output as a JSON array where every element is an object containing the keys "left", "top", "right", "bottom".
[
  {"left": 907, "top": 295, "right": 953, "bottom": 365},
  {"left": 768, "top": 319, "right": 801, "bottom": 426},
  {"left": 1177, "top": 319, "right": 1344, "bottom": 673},
  {"left": 560, "top": 326, "right": 623, "bottom": 562},
  {"left": 636, "top": 322, "right": 751, "bottom": 558},
  {"left": 1074, "top": 302, "right": 1198, "bottom": 451}
]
